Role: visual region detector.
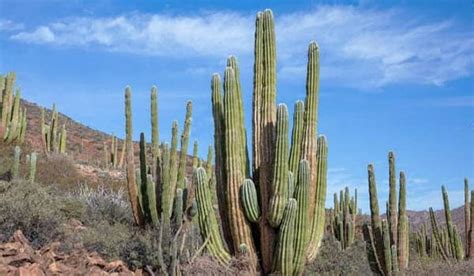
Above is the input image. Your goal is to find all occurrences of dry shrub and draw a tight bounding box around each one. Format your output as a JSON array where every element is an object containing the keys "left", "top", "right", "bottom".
[{"left": 35, "top": 153, "right": 84, "bottom": 190}]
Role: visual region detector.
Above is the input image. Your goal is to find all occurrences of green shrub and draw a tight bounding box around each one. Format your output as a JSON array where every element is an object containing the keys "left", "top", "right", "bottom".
[{"left": 0, "top": 180, "right": 68, "bottom": 248}]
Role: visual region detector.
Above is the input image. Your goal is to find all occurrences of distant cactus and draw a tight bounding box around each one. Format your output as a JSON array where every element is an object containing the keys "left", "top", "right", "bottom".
[
  {"left": 40, "top": 104, "right": 67, "bottom": 155},
  {"left": 363, "top": 152, "right": 409, "bottom": 275},
  {"left": 12, "top": 146, "right": 21, "bottom": 179},
  {"left": 1, "top": 72, "right": 27, "bottom": 144},
  {"left": 29, "top": 152, "right": 37, "bottom": 183},
  {"left": 331, "top": 186, "right": 357, "bottom": 250}
]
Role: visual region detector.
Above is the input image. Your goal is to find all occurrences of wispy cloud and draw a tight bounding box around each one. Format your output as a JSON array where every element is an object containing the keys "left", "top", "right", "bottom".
[
  {"left": 0, "top": 19, "right": 24, "bottom": 31},
  {"left": 6, "top": 6, "right": 474, "bottom": 88}
]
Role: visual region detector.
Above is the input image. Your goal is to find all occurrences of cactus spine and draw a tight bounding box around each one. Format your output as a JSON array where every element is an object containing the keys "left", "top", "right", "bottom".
[{"left": 364, "top": 153, "right": 410, "bottom": 275}]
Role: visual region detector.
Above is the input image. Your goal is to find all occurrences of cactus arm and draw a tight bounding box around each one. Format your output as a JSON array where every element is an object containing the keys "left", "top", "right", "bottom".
[
  {"left": 268, "top": 104, "right": 289, "bottom": 227},
  {"left": 272, "top": 198, "right": 297, "bottom": 275},
  {"left": 288, "top": 101, "right": 304, "bottom": 175},
  {"left": 293, "top": 160, "right": 310, "bottom": 275},
  {"left": 240, "top": 179, "right": 261, "bottom": 223},
  {"left": 125, "top": 87, "right": 144, "bottom": 226},
  {"left": 194, "top": 167, "right": 231, "bottom": 265},
  {"left": 177, "top": 101, "right": 192, "bottom": 189},
  {"left": 306, "top": 135, "right": 328, "bottom": 261}
]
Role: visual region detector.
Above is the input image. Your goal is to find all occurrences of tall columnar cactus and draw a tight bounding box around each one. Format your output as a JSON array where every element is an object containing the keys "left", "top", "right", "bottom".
[
  {"left": 331, "top": 186, "right": 357, "bottom": 250},
  {"left": 29, "top": 152, "right": 37, "bottom": 183},
  {"left": 192, "top": 141, "right": 199, "bottom": 169},
  {"left": 468, "top": 189, "right": 473, "bottom": 259},
  {"left": 199, "top": 9, "right": 327, "bottom": 274},
  {"left": 293, "top": 160, "right": 310, "bottom": 275},
  {"left": 1, "top": 73, "right": 26, "bottom": 144},
  {"left": 125, "top": 87, "right": 144, "bottom": 226},
  {"left": 177, "top": 101, "right": 192, "bottom": 189},
  {"left": 441, "top": 185, "right": 464, "bottom": 261},
  {"left": 268, "top": 104, "right": 289, "bottom": 227},
  {"left": 12, "top": 145, "right": 21, "bottom": 179},
  {"left": 363, "top": 153, "right": 410, "bottom": 275},
  {"left": 388, "top": 152, "right": 398, "bottom": 247},
  {"left": 151, "top": 86, "right": 160, "bottom": 159},
  {"left": 40, "top": 104, "right": 67, "bottom": 155},
  {"left": 272, "top": 198, "right": 297, "bottom": 275},
  {"left": 464, "top": 178, "right": 471, "bottom": 257}
]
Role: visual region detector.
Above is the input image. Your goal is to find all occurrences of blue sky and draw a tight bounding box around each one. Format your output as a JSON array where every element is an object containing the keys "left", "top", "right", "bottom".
[{"left": 0, "top": 0, "right": 473, "bottom": 212}]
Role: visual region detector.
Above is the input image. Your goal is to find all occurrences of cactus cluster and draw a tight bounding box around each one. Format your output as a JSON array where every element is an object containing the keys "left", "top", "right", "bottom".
[
  {"left": 10, "top": 145, "right": 37, "bottom": 182},
  {"left": 193, "top": 9, "right": 327, "bottom": 274},
  {"left": 125, "top": 86, "right": 198, "bottom": 275},
  {"left": 465, "top": 178, "right": 473, "bottom": 259},
  {"left": 427, "top": 186, "right": 465, "bottom": 262},
  {"left": 103, "top": 134, "right": 124, "bottom": 169},
  {"left": 363, "top": 152, "right": 409, "bottom": 275},
  {"left": 1, "top": 72, "right": 27, "bottom": 144},
  {"left": 330, "top": 187, "right": 358, "bottom": 250},
  {"left": 41, "top": 104, "right": 67, "bottom": 155}
]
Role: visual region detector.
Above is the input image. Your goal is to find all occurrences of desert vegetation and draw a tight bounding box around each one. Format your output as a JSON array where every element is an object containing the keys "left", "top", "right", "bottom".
[{"left": 1, "top": 7, "right": 473, "bottom": 276}]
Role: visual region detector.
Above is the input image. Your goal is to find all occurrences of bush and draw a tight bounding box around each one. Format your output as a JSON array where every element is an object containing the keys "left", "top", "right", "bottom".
[
  {"left": 36, "top": 153, "right": 84, "bottom": 190},
  {"left": 305, "top": 235, "right": 371, "bottom": 275},
  {"left": 67, "top": 184, "right": 132, "bottom": 225},
  {"left": 0, "top": 180, "right": 69, "bottom": 248}
]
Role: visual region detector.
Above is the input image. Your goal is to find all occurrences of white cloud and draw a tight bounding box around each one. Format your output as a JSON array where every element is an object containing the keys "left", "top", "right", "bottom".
[
  {"left": 0, "top": 19, "right": 24, "bottom": 31},
  {"left": 7, "top": 6, "right": 474, "bottom": 88}
]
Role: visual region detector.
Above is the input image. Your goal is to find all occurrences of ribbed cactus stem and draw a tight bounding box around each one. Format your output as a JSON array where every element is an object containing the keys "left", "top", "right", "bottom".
[
  {"left": 29, "top": 152, "right": 37, "bottom": 183},
  {"left": 268, "top": 104, "right": 289, "bottom": 227},
  {"left": 151, "top": 86, "right": 160, "bottom": 159},
  {"left": 252, "top": 10, "right": 277, "bottom": 272},
  {"left": 147, "top": 174, "right": 159, "bottom": 225},
  {"left": 59, "top": 124, "right": 67, "bottom": 154},
  {"left": 293, "top": 160, "right": 310, "bottom": 276},
  {"left": 211, "top": 73, "right": 233, "bottom": 252},
  {"left": 206, "top": 145, "right": 213, "bottom": 179},
  {"left": 177, "top": 101, "right": 192, "bottom": 189},
  {"left": 382, "top": 220, "right": 392, "bottom": 276},
  {"left": 161, "top": 143, "right": 172, "bottom": 224},
  {"left": 288, "top": 101, "right": 304, "bottom": 175},
  {"left": 468, "top": 190, "right": 473, "bottom": 259},
  {"left": 173, "top": 188, "right": 184, "bottom": 230},
  {"left": 240, "top": 179, "right": 260, "bottom": 223},
  {"left": 288, "top": 171, "right": 295, "bottom": 199},
  {"left": 12, "top": 145, "right": 21, "bottom": 179},
  {"left": 307, "top": 135, "right": 328, "bottom": 261},
  {"left": 224, "top": 66, "right": 256, "bottom": 261},
  {"left": 192, "top": 140, "right": 199, "bottom": 169},
  {"left": 464, "top": 178, "right": 470, "bottom": 257},
  {"left": 301, "top": 41, "right": 320, "bottom": 225},
  {"left": 388, "top": 152, "right": 398, "bottom": 247},
  {"left": 125, "top": 87, "right": 144, "bottom": 226},
  {"left": 168, "top": 120, "right": 179, "bottom": 210},
  {"left": 272, "top": 198, "right": 297, "bottom": 275},
  {"left": 194, "top": 167, "right": 231, "bottom": 265},
  {"left": 397, "top": 171, "right": 408, "bottom": 270}
]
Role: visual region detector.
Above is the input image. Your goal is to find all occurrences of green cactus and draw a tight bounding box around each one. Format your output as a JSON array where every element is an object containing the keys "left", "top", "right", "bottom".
[
  {"left": 268, "top": 104, "right": 289, "bottom": 227},
  {"left": 189, "top": 9, "right": 327, "bottom": 273},
  {"left": 293, "top": 160, "right": 309, "bottom": 275},
  {"left": 468, "top": 190, "right": 473, "bottom": 259},
  {"left": 151, "top": 86, "right": 160, "bottom": 159},
  {"left": 241, "top": 179, "right": 260, "bottom": 223},
  {"left": 12, "top": 145, "right": 21, "bottom": 179},
  {"left": 364, "top": 154, "right": 410, "bottom": 275},
  {"left": 464, "top": 178, "right": 471, "bottom": 257},
  {"left": 442, "top": 185, "right": 464, "bottom": 261},
  {"left": 29, "top": 152, "right": 37, "bottom": 183},
  {"left": 194, "top": 167, "right": 231, "bottom": 265},
  {"left": 40, "top": 104, "right": 67, "bottom": 155},
  {"left": 331, "top": 186, "right": 357, "bottom": 250},
  {"left": 192, "top": 140, "right": 199, "bottom": 169},
  {"left": 388, "top": 152, "right": 398, "bottom": 247},
  {"left": 272, "top": 199, "right": 297, "bottom": 275},
  {"left": 177, "top": 101, "right": 192, "bottom": 189}
]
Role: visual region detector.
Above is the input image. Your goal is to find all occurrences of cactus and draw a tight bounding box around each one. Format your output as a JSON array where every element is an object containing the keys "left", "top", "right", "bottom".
[
  {"left": 241, "top": 179, "right": 261, "bottom": 223},
  {"left": 40, "top": 104, "right": 67, "bottom": 155},
  {"left": 151, "top": 86, "right": 160, "bottom": 159},
  {"left": 331, "top": 186, "right": 357, "bottom": 250},
  {"left": 196, "top": 9, "right": 327, "bottom": 273},
  {"left": 388, "top": 152, "right": 398, "bottom": 247},
  {"left": 29, "top": 152, "right": 37, "bottom": 183},
  {"left": 468, "top": 190, "right": 473, "bottom": 259},
  {"left": 363, "top": 154, "right": 410, "bottom": 275},
  {"left": 195, "top": 167, "right": 231, "bottom": 265},
  {"left": 293, "top": 160, "right": 310, "bottom": 275},
  {"left": 464, "top": 178, "right": 471, "bottom": 257},
  {"left": 1, "top": 72, "right": 28, "bottom": 145},
  {"left": 192, "top": 141, "right": 199, "bottom": 169},
  {"left": 272, "top": 199, "right": 297, "bottom": 275},
  {"left": 268, "top": 104, "right": 289, "bottom": 227},
  {"left": 12, "top": 145, "right": 21, "bottom": 179},
  {"left": 441, "top": 185, "right": 464, "bottom": 261},
  {"left": 177, "top": 101, "right": 192, "bottom": 189}
]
